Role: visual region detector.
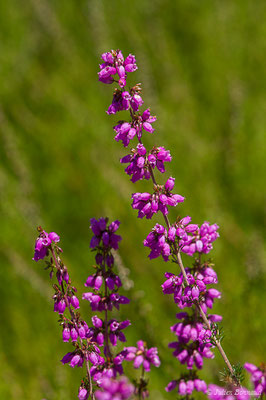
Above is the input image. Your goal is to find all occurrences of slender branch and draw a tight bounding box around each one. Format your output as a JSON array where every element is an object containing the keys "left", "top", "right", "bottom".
[
  {"left": 85, "top": 359, "right": 95, "bottom": 400},
  {"left": 50, "top": 245, "right": 95, "bottom": 399}
]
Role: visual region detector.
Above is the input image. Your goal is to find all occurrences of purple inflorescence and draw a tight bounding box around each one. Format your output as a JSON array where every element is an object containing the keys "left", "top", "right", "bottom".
[
  {"left": 244, "top": 363, "right": 266, "bottom": 397},
  {"left": 90, "top": 218, "right": 122, "bottom": 252},
  {"left": 143, "top": 223, "right": 170, "bottom": 261},
  {"left": 33, "top": 230, "right": 60, "bottom": 261},
  {"left": 124, "top": 340, "right": 161, "bottom": 372},
  {"left": 95, "top": 376, "right": 134, "bottom": 400},
  {"left": 98, "top": 50, "right": 137, "bottom": 88},
  {"left": 113, "top": 108, "right": 156, "bottom": 147},
  {"left": 166, "top": 377, "right": 208, "bottom": 396},
  {"left": 120, "top": 144, "right": 172, "bottom": 183},
  {"left": 132, "top": 177, "right": 184, "bottom": 219},
  {"left": 107, "top": 86, "right": 143, "bottom": 115}
]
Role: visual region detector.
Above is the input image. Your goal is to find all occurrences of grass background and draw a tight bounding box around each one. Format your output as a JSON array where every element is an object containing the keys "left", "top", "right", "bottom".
[{"left": 0, "top": 0, "right": 265, "bottom": 398}]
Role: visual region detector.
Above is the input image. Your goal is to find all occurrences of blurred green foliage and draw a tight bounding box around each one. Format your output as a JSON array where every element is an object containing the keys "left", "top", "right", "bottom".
[{"left": 0, "top": 0, "right": 265, "bottom": 399}]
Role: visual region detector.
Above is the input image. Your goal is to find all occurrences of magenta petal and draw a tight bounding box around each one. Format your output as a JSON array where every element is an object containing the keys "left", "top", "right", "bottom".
[{"left": 133, "top": 355, "right": 144, "bottom": 368}]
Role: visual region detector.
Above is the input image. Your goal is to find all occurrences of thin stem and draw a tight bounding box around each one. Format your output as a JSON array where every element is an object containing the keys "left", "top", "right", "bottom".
[
  {"left": 85, "top": 359, "right": 95, "bottom": 400},
  {"left": 138, "top": 365, "right": 145, "bottom": 400}
]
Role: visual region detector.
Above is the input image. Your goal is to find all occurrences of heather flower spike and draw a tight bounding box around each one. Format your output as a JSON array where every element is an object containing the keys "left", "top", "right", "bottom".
[
  {"left": 99, "top": 47, "right": 261, "bottom": 397},
  {"left": 82, "top": 217, "right": 160, "bottom": 397},
  {"left": 30, "top": 48, "right": 263, "bottom": 400}
]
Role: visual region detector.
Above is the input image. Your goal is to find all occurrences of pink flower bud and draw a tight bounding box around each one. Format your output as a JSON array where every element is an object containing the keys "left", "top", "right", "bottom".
[
  {"left": 165, "top": 177, "right": 175, "bottom": 191},
  {"left": 62, "top": 327, "right": 70, "bottom": 342}
]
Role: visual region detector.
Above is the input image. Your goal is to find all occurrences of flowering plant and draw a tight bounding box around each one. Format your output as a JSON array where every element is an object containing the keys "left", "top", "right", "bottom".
[{"left": 32, "top": 49, "right": 265, "bottom": 399}]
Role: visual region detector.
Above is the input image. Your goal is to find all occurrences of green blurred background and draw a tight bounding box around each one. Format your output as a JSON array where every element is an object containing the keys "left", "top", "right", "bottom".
[{"left": 0, "top": 0, "right": 265, "bottom": 399}]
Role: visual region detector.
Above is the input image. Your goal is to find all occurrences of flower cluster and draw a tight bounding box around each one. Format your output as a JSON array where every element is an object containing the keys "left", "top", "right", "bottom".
[
  {"left": 83, "top": 217, "right": 160, "bottom": 397},
  {"left": 33, "top": 219, "right": 161, "bottom": 399},
  {"left": 166, "top": 376, "right": 208, "bottom": 396},
  {"left": 244, "top": 362, "right": 266, "bottom": 397},
  {"left": 120, "top": 144, "right": 171, "bottom": 183},
  {"left": 143, "top": 217, "right": 220, "bottom": 263},
  {"left": 95, "top": 376, "right": 134, "bottom": 400},
  {"left": 107, "top": 85, "right": 143, "bottom": 115},
  {"left": 113, "top": 108, "right": 156, "bottom": 147},
  {"left": 98, "top": 50, "right": 137, "bottom": 87},
  {"left": 33, "top": 227, "right": 107, "bottom": 399},
  {"left": 90, "top": 217, "right": 122, "bottom": 253},
  {"left": 143, "top": 223, "right": 170, "bottom": 261},
  {"left": 161, "top": 263, "right": 221, "bottom": 310},
  {"left": 124, "top": 340, "right": 161, "bottom": 371},
  {"left": 178, "top": 221, "right": 220, "bottom": 256},
  {"left": 132, "top": 177, "right": 184, "bottom": 219},
  {"left": 33, "top": 230, "right": 60, "bottom": 261}
]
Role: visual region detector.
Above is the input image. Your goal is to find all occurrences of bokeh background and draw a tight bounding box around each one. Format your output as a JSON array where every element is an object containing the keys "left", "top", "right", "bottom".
[{"left": 0, "top": 0, "right": 265, "bottom": 399}]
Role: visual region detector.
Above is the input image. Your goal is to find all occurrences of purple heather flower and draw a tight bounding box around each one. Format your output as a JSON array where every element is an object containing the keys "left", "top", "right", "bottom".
[
  {"left": 169, "top": 340, "right": 214, "bottom": 370},
  {"left": 120, "top": 144, "right": 149, "bottom": 182},
  {"left": 98, "top": 50, "right": 137, "bottom": 88},
  {"left": 140, "top": 108, "right": 156, "bottom": 134},
  {"left": 162, "top": 270, "right": 211, "bottom": 309},
  {"left": 92, "top": 315, "right": 103, "bottom": 329},
  {"left": 62, "top": 326, "right": 70, "bottom": 342},
  {"left": 124, "top": 54, "right": 138, "bottom": 72},
  {"left": 61, "top": 351, "right": 84, "bottom": 368},
  {"left": 109, "top": 293, "right": 130, "bottom": 311},
  {"left": 86, "top": 316, "right": 105, "bottom": 346},
  {"left": 88, "top": 351, "right": 100, "bottom": 365},
  {"left": 166, "top": 377, "right": 207, "bottom": 395},
  {"left": 70, "top": 327, "right": 78, "bottom": 342},
  {"left": 91, "top": 362, "right": 125, "bottom": 386},
  {"left": 179, "top": 380, "right": 188, "bottom": 395},
  {"left": 70, "top": 295, "right": 80, "bottom": 309},
  {"left": 57, "top": 299, "right": 66, "bottom": 314},
  {"left": 121, "top": 145, "right": 172, "bottom": 183},
  {"left": 85, "top": 274, "right": 103, "bottom": 290},
  {"left": 78, "top": 387, "right": 88, "bottom": 400},
  {"left": 78, "top": 324, "right": 86, "bottom": 339},
  {"left": 143, "top": 224, "right": 170, "bottom": 261},
  {"left": 178, "top": 221, "right": 219, "bottom": 257},
  {"left": 109, "top": 319, "right": 131, "bottom": 346},
  {"left": 107, "top": 90, "right": 131, "bottom": 114},
  {"left": 165, "top": 380, "right": 178, "bottom": 392},
  {"left": 33, "top": 230, "right": 60, "bottom": 261},
  {"left": 90, "top": 218, "right": 122, "bottom": 252},
  {"left": 244, "top": 363, "right": 266, "bottom": 397},
  {"left": 82, "top": 292, "right": 102, "bottom": 311},
  {"left": 107, "top": 90, "right": 143, "bottom": 115},
  {"left": 96, "top": 332, "right": 105, "bottom": 346},
  {"left": 95, "top": 377, "right": 134, "bottom": 400},
  {"left": 130, "top": 93, "right": 143, "bottom": 112},
  {"left": 83, "top": 292, "right": 130, "bottom": 312},
  {"left": 113, "top": 121, "right": 137, "bottom": 147},
  {"left": 208, "top": 314, "right": 223, "bottom": 323},
  {"left": 113, "top": 108, "right": 156, "bottom": 147},
  {"left": 149, "top": 146, "right": 172, "bottom": 172},
  {"left": 124, "top": 340, "right": 160, "bottom": 372},
  {"left": 132, "top": 179, "right": 184, "bottom": 219}
]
